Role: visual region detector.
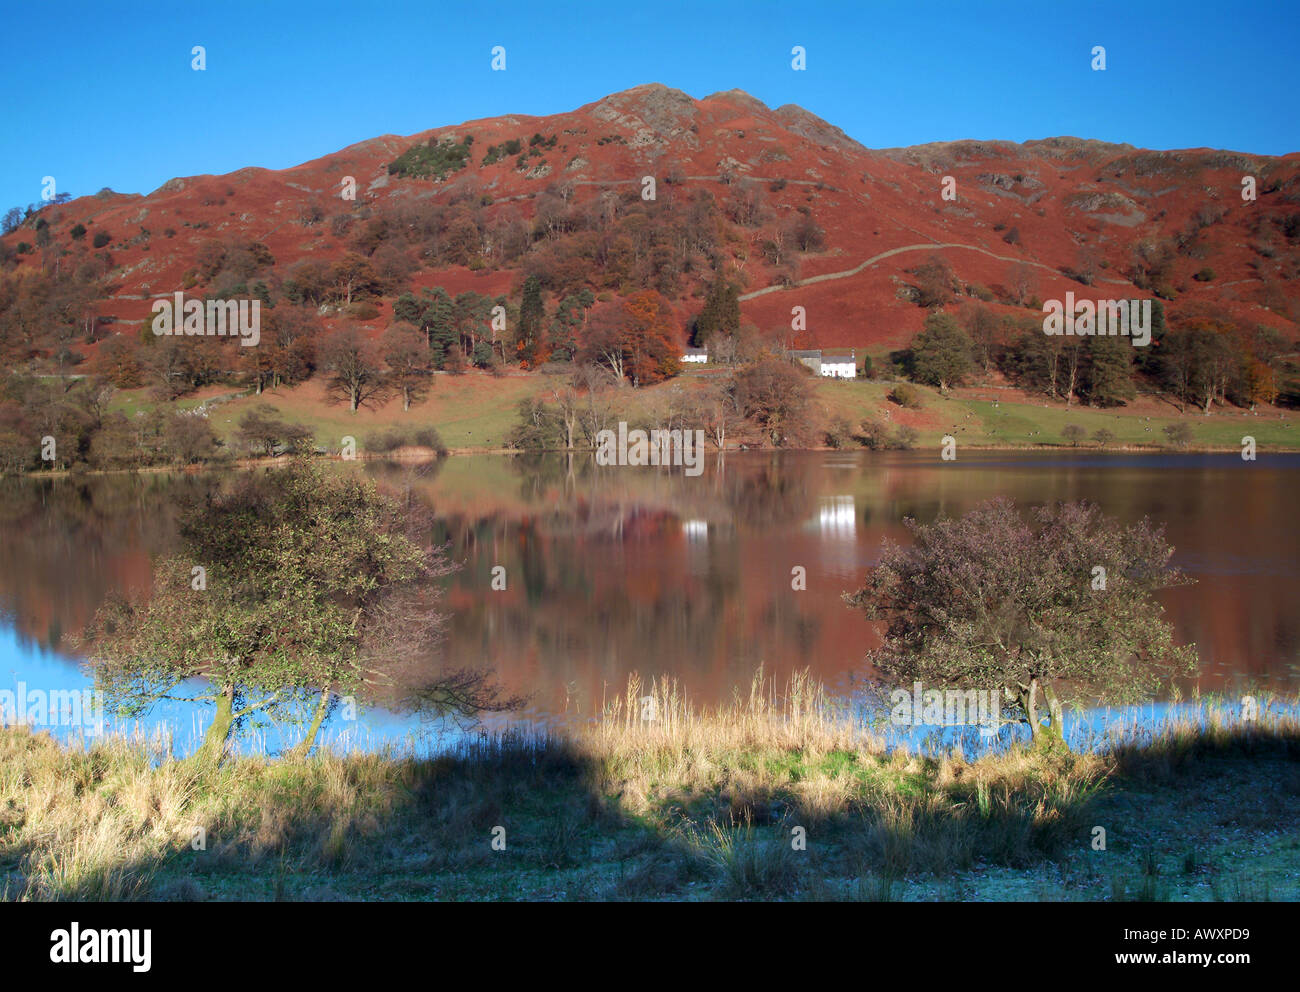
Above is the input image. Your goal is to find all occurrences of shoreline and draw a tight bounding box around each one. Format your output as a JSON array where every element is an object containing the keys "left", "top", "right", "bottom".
[
  {"left": 11, "top": 441, "right": 1293, "bottom": 480},
  {"left": 4, "top": 676, "right": 1296, "bottom": 902}
]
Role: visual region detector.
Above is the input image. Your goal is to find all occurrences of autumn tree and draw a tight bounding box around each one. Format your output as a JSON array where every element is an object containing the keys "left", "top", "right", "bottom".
[
  {"left": 912, "top": 254, "right": 956, "bottom": 308},
  {"left": 329, "top": 253, "right": 382, "bottom": 306},
  {"left": 733, "top": 355, "right": 816, "bottom": 447},
  {"left": 845, "top": 498, "right": 1197, "bottom": 749},
  {"left": 382, "top": 322, "right": 432, "bottom": 411},
  {"left": 620, "top": 290, "right": 682, "bottom": 387}
]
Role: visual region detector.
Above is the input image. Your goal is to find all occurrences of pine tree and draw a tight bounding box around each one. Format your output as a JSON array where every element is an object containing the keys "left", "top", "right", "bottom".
[
  {"left": 419, "top": 288, "right": 455, "bottom": 368},
  {"left": 518, "top": 275, "right": 545, "bottom": 366},
  {"left": 1083, "top": 335, "right": 1136, "bottom": 407}
]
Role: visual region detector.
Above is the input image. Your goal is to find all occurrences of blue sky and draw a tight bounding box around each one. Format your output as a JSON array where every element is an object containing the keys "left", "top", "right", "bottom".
[{"left": 2, "top": 0, "right": 1296, "bottom": 211}]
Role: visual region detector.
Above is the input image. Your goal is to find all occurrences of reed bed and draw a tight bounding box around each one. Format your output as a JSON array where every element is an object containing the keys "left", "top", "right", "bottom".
[{"left": 2, "top": 672, "right": 1295, "bottom": 901}]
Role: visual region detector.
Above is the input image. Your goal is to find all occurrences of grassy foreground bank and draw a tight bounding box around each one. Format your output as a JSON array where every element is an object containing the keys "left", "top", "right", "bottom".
[{"left": 2, "top": 675, "right": 1297, "bottom": 902}]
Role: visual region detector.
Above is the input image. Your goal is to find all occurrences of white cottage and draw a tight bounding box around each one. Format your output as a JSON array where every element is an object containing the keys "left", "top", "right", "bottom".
[{"left": 789, "top": 349, "right": 857, "bottom": 379}]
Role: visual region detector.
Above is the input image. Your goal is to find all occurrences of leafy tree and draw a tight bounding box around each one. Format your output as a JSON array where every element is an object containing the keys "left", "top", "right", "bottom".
[
  {"left": 80, "top": 460, "right": 517, "bottom": 763},
  {"left": 911, "top": 311, "right": 973, "bottom": 392},
  {"left": 844, "top": 498, "right": 1197, "bottom": 749},
  {"left": 888, "top": 383, "right": 922, "bottom": 409}
]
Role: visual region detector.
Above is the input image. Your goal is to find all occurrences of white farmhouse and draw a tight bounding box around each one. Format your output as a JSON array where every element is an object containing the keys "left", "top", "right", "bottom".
[
  {"left": 819, "top": 349, "right": 858, "bottom": 379},
  {"left": 789, "top": 348, "right": 858, "bottom": 379},
  {"left": 681, "top": 347, "right": 708, "bottom": 364}
]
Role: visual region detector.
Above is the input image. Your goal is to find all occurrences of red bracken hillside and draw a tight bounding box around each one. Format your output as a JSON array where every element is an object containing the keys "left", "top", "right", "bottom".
[{"left": 4, "top": 83, "right": 1299, "bottom": 355}]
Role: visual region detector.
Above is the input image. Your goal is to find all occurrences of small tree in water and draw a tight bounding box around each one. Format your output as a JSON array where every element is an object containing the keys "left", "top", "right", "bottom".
[
  {"left": 81, "top": 459, "right": 519, "bottom": 764},
  {"left": 844, "top": 497, "right": 1197, "bottom": 750}
]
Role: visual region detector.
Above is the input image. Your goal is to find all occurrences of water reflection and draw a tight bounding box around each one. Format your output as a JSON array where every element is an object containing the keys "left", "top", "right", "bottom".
[{"left": 0, "top": 450, "right": 1297, "bottom": 754}]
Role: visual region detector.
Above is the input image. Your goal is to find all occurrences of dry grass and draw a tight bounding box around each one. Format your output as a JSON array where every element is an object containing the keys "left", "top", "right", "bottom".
[{"left": 1, "top": 672, "right": 1296, "bottom": 901}]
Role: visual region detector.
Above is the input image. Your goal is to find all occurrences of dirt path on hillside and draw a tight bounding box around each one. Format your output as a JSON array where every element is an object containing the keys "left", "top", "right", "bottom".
[{"left": 738, "top": 242, "right": 1082, "bottom": 301}]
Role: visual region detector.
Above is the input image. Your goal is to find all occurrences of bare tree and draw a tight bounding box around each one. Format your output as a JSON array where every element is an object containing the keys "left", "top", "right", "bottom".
[{"left": 321, "top": 325, "right": 387, "bottom": 412}]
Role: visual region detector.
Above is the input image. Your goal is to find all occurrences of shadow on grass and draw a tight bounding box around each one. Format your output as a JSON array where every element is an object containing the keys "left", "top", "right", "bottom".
[{"left": 2, "top": 713, "right": 1297, "bottom": 902}]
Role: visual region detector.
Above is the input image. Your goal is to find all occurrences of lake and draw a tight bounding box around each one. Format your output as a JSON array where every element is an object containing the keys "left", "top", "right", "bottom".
[{"left": 1, "top": 450, "right": 1296, "bottom": 754}]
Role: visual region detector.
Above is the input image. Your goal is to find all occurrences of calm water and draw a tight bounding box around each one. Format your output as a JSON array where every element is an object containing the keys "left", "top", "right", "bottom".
[{"left": 1, "top": 451, "right": 1297, "bottom": 754}]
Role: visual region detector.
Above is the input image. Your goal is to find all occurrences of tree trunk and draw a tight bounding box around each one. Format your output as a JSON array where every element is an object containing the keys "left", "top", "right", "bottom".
[
  {"left": 291, "top": 691, "right": 331, "bottom": 759},
  {"left": 1041, "top": 684, "right": 1066, "bottom": 747},
  {"left": 1019, "top": 680, "right": 1041, "bottom": 744},
  {"left": 193, "top": 686, "right": 235, "bottom": 766}
]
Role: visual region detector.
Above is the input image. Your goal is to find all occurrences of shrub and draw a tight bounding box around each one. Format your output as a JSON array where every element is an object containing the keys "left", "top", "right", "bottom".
[
  {"left": 1163, "top": 422, "right": 1194, "bottom": 447},
  {"left": 1192, "top": 268, "right": 1216, "bottom": 282},
  {"left": 892, "top": 424, "right": 919, "bottom": 449},
  {"left": 823, "top": 416, "right": 853, "bottom": 449},
  {"left": 343, "top": 301, "right": 380, "bottom": 320},
  {"left": 70, "top": 223, "right": 86, "bottom": 240},
  {"left": 856, "top": 419, "right": 891, "bottom": 450},
  {"left": 92, "top": 231, "right": 111, "bottom": 248},
  {"left": 387, "top": 137, "right": 473, "bottom": 180},
  {"left": 365, "top": 425, "right": 447, "bottom": 456},
  {"left": 889, "top": 383, "right": 923, "bottom": 409}
]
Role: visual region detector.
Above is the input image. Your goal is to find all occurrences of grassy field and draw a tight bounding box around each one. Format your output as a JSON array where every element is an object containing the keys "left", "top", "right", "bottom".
[
  {"left": 3, "top": 674, "right": 1296, "bottom": 902},
  {"left": 813, "top": 379, "right": 1300, "bottom": 451},
  {"left": 94, "top": 369, "right": 1300, "bottom": 456}
]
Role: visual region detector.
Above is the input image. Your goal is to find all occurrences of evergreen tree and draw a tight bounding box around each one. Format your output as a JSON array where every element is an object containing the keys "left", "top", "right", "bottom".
[
  {"left": 693, "top": 276, "right": 740, "bottom": 348},
  {"left": 911, "top": 311, "right": 973, "bottom": 392},
  {"left": 518, "top": 275, "right": 545, "bottom": 366},
  {"left": 1083, "top": 335, "right": 1136, "bottom": 407},
  {"left": 419, "top": 288, "right": 455, "bottom": 368}
]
